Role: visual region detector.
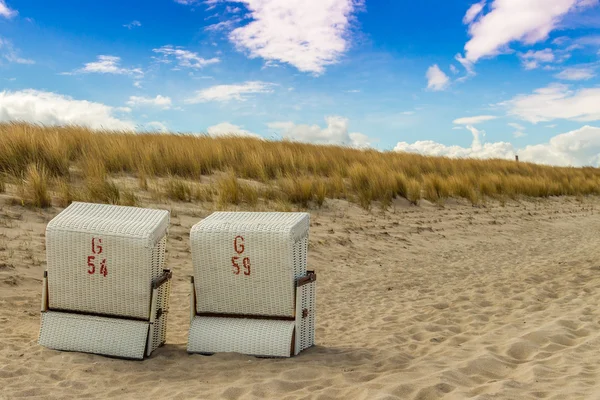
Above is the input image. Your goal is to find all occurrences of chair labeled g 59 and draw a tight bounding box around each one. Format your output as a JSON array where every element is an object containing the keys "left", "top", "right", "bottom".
[
  {"left": 38, "top": 202, "right": 172, "bottom": 360},
  {"left": 187, "top": 212, "right": 316, "bottom": 357}
]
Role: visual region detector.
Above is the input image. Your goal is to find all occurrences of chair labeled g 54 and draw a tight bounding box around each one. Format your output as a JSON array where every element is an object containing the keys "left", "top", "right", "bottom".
[
  {"left": 38, "top": 202, "right": 172, "bottom": 360},
  {"left": 187, "top": 212, "right": 316, "bottom": 357}
]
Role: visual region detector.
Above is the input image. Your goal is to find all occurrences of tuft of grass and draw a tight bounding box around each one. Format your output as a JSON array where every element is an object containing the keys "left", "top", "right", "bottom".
[
  {"left": 55, "top": 178, "right": 77, "bottom": 207},
  {"left": 279, "top": 176, "right": 314, "bottom": 208},
  {"left": 120, "top": 189, "right": 138, "bottom": 206},
  {"left": 406, "top": 178, "right": 421, "bottom": 205},
  {"left": 85, "top": 177, "right": 120, "bottom": 205},
  {"left": 192, "top": 184, "right": 215, "bottom": 203},
  {"left": 423, "top": 174, "right": 450, "bottom": 205},
  {"left": 314, "top": 180, "right": 327, "bottom": 208},
  {"left": 20, "top": 164, "right": 52, "bottom": 208},
  {"left": 0, "top": 175, "right": 5, "bottom": 193},
  {"left": 217, "top": 172, "right": 259, "bottom": 207},
  {"left": 165, "top": 177, "right": 192, "bottom": 202}
]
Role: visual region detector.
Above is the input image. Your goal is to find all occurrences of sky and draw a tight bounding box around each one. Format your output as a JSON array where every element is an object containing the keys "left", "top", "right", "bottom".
[{"left": 1, "top": 0, "right": 600, "bottom": 166}]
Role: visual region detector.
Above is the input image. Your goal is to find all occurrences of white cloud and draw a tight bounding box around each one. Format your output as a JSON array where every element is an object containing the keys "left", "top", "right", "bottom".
[
  {"left": 68, "top": 55, "right": 143, "bottom": 76},
  {"left": 345, "top": 89, "right": 361, "bottom": 93},
  {"left": 508, "top": 122, "right": 526, "bottom": 137},
  {"left": 133, "top": 81, "right": 143, "bottom": 88},
  {"left": 268, "top": 116, "right": 372, "bottom": 148},
  {"left": 449, "top": 64, "right": 459, "bottom": 74},
  {"left": 185, "top": 81, "right": 274, "bottom": 103},
  {"left": 0, "top": 37, "right": 34, "bottom": 64},
  {"left": 503, "top": 83, "right": 600, "bottom": 123},
  {"left": 453, "top": 115, "right": 498, "bottom": 125},
  {"left": 463, "top": 1, "right": 486, "bottom": 24},
  {"left": 459, "top": 0, "right": 597, "bottom": 65},
  {"left": 0, "top": 0, "right": 17, "bottom": 19},
  {"left": 394, "top": 124, "right": 600, "bottom": 167},
  {"left": 206, "top": 122, "right": 262, "bottom": 138},
  {"left": 224, "top": 0, "right": 363, "bottom": 75},
  {"left": 0, "top": 89, "right": 135, "bottom": 130},
  {"left": 395, "top": 125, "right": 515, "bottom": 160},
  {"left": 123, "top": 20, "right": 141, "bottom": 29},
  {"left": 519, "top": 125, "right": 600, "bottom": 166},
  {"left": 554, "top": 67, "right": 596, "bottom": 80},
  {"left": 126, "top": 95, "right": 172, "bottom": 109},
  {"left": 143, "top": 121, "right": 168, "bottom": 132},
  {"left": 426, "top": 64, "right": 450, "bottom": 91},
  {"left": 152, "top": 45, "right": 220, "bottom": 69},
  {"left": 508, "top": 122, "right": 525, "bottom": 130},
  {"left": 518, "top": 48, "right": 554, "bottom": 70}
]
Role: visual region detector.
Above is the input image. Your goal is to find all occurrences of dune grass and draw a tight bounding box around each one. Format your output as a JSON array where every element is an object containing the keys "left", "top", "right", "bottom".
[{"left": 0, "top": 122, "right": 599, "bottom": 209}]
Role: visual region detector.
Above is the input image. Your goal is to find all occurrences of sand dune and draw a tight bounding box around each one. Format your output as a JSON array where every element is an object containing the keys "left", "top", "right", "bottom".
[{"left": 1, "top": 195, "right": 600, "bottom": 399}]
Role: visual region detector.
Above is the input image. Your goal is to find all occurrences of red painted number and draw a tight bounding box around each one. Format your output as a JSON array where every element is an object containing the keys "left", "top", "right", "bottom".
[
  {"left": 234, "top": 236, "right": 245, "bottom": 254},
  {"left": 231, "top": 256, "right": 241, "bottom": 275},
  {"left": 87, "top": 255, "right": 95, "bottom": 275},
  {"left": 243, "top": 257, "right": 251, "bottom": 275},
  {"left": 88, "top": 238, "right": 107, "bottom": 277},
  {"left": 100, "top": 259, "right": 108, "bottom": 277}
]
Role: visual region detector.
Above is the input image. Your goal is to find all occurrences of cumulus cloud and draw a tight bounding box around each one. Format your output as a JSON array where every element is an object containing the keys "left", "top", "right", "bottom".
[
  {"left": 394, "top": 124, "right": 600, "bottom": 167},
  {"left": 152, "top": 45, "right": 220, "bottom": 69},
  {"left": 458, "top": 0, "right": 597, "bottom": 66},
  {"left": 0, "top": 37, "right": 34, "bottom": 64},
  {"left": 0, "top": 0, "right": 17, "bottom": 19},
  {"left": 519, "top": 125, "right": 600, "bottom": 166},
  {"left": 453, "top": 115, "right": 498, "bottom": 125},
  {"left": 185, "top": 81, "right": 274, "bottom": 103},
  {"left": 206, "top": 122, "right": 262, "bottom": 138},
  {"left": 395, "top": 125, "right": 515, "bottom": 160},
  {"left": 218, "top": 0, "right": 363, "bottom": 75},
  {"left": 518, "top": 48, "right": 555, "bottom": 70},
  {"left": 0, "top": 89, "right": 135, "bottom": 130},
  {"left": 126, "top": 95, "right": 172, "bottom": 109},
  {"left": 66, "top": 55, "right": 143, "bottom": 76},
  {"left": 268, "top": 116, "right": 372, "bottom": 148},
  {"left": 503, "top": 83, "right": 600, "bottom": 123},
  {"left": 426, "top": 64, "right": 450, "bottom": 91},
  {"left": 554, "top": 67, "right": 596, "bottom": 80}
]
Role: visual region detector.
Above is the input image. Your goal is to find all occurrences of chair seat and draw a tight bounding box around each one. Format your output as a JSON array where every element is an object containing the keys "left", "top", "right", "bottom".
[
  {"left": 39, "top": 311, "right": 151, "bottom": 360},
  {"left": 187, "top": 316, "right": 296, "bottom": 357}
]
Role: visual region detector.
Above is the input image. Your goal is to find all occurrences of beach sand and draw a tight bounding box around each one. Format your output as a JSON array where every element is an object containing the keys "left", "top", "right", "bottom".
[{"left": 1, "top": 194, "right": 600, "bottom": 399}]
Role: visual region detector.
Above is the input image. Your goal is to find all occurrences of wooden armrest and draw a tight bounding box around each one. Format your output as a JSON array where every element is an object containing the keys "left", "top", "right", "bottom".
[
  {"left": 296, "top": 271, "right": 316, "bottom": 287},
  {"left": 152, "top": 269, "right": 172, "bottom": 289}
]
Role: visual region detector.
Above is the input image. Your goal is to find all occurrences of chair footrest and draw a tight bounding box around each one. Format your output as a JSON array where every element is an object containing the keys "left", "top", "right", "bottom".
[
  {"left": 187, "top": 316, "right": 296, "bottom": 358},
  {"left": 39, "top": 311, "right": 150, "bottom": 360}
]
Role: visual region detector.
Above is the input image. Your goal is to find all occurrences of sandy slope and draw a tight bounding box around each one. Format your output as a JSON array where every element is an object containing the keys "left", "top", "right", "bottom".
[{"left": 1, "top": 194, "right": 600, "bottom": 399}]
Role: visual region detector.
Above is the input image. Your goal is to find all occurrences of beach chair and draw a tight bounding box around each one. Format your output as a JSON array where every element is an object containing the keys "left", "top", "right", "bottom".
[
  {"left": 38, "top": 202, "right": 172, "bottom": 360},
  {"left": 187, "top": 212, "right": 316, "bottom": 358}
]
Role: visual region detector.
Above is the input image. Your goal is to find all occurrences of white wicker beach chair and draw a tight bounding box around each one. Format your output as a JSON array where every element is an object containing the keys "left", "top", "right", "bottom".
[
  {"left": 187, "top": 212, "right": 316, "bottom": 357},
  {"left": 38, "top": 202, "right": 172, "bottom": 360}
]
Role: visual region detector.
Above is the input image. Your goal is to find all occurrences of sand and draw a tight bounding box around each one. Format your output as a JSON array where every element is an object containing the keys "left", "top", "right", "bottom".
[{"left": 1, "top": 194, "right": 600, "bottom": 399}]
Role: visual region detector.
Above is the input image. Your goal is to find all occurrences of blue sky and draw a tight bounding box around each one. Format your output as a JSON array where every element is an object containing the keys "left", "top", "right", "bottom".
[{"left": 1, "top": 0, "right": 600, "bottom": 166}]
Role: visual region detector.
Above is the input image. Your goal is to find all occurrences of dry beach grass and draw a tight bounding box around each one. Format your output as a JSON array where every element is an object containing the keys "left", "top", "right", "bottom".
[{"left": 2, "top": 122, "right": 600, "bottom": 210}]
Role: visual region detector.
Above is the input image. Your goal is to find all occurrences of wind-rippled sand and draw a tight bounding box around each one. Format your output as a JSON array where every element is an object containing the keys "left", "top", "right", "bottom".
[{"left": 1, "top": 195, "right": 600, "bottom": 399}]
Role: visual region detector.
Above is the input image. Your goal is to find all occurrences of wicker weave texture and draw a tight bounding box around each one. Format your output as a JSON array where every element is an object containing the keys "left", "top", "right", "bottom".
[
  {"left": 295, "top": 281, "right": 316, "bottom": 355},
  {"left": 187, "top": 316, "right": 295, "bottom": 357},
  {"left": 39, "top": 311, "right": 149, "bottom": 360},
  {"left": 46, "top": 203, "right": 169, "bottom": 319},
  {"left": 191, "top": 212, "right": 309, "bottom": 317}
]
